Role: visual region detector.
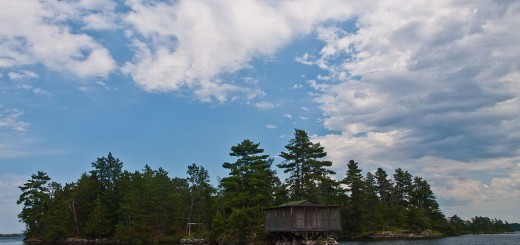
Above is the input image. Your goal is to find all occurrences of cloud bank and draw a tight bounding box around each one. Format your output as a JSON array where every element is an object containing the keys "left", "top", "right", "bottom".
[
  {"left": 302, "top": 0, "right": 520, "bottom": 215},
  {"left": 122, "top": 0, "right": 358, "bottom": 102},
  {"left": 0, "top": 0, "right": 116, "bottom": 78}
]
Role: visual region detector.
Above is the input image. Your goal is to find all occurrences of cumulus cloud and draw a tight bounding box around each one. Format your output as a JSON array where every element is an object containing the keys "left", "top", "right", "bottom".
[
  {"left": 0, "top": 0, "right": 116, "bottom": 78},
  {"left": 122, "top": 0, "right": 360, "bottom": 102},
  {"left": 311, "top": 0, "right": 520, "bottom": 160},
  {"left": 303, "top": 0, "right": 520, "bottom": 213}
]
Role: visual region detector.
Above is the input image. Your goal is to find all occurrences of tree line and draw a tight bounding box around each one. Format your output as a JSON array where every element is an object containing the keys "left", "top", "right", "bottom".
[{"left": 17, "top": 129, "right": 512, "bottom": 243}]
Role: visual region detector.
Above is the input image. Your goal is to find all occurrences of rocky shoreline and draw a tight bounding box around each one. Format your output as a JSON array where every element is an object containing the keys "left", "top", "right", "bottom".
[
  {"left": 368, "top": 229, "right": 445, "bottom": 239},
  {"left": 24, "top": 237, "right": 121, "bottom": 244},
  {"left": 23, "top": 230, "right": 443, "bottom": 244}
]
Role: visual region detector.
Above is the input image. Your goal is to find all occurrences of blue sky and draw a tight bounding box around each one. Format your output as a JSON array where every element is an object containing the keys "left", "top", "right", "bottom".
[{"left": 1, "top": 0, "right": 520, "bottom": 233}]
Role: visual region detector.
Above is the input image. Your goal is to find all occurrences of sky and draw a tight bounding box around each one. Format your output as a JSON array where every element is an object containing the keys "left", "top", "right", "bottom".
[{"left": 1, "top": 0, "right": 519, "bottom": 233}]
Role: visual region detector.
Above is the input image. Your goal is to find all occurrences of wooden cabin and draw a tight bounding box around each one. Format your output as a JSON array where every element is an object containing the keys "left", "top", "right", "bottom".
[{"left": 264, "top": 200, "right": 341, "bottom": 233}]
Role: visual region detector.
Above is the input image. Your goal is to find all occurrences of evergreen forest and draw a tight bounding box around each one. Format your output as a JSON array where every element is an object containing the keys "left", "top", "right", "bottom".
[{"left": 17, "top": 129, "right": 513, "bottom": 244}]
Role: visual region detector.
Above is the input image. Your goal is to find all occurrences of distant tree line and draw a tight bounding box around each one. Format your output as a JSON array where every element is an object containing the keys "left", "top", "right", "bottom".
[
  {"left": 510, "top": 223, "right": 520, "bottom": 231},
  {"left": 17, "top": 129, "right": 513, "bottom": 243},
  {"left": 0, "top": 234, "right": 23, "bottom": 237},
  {"left": 447, "top": 215, "right": 512, "bottom": 234}
]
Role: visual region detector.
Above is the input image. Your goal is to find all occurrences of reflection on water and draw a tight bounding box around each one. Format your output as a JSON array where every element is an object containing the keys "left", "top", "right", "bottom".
[
  {"left": 1, "top": 232, "right": 519, "bottom": 245},
  {"left": 0, "top": 237, "right": 23, "bottom": 245},
  {"left": 342, "top": 232, "right": 520, "bottom": 245}
]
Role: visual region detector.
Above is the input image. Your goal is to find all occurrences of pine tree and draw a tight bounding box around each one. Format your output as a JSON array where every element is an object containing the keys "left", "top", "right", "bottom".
[
  {"left": 390, "top": 168, "right": 413, "bottom": 227},
  {"left": 90, "top": 153, "right": 124, "bottom": 233},
  {"left": 70, "top": 173, "right": 101, "bottom": 236},
  {"left": 374, "top": 168, "right": 394, "bottom": 228},
  {"left": 85, "top": 195, "right": 111, "bottom": 238},
  {"left": 360, "top": 172, "right": 383, "bottom": 231},
  {"left": 342, "top": 160, "right": 364, "bottom": 233},
  {"left": 41, "top": 182, "right": 71, "bottom": 241},
  {"left": 90, "top": 152, "right": 123, "bottom": 190},
  {"left": 219, "top": 139, "right": 279, "bottom": 243},
  {"left": 392, "top": 168, "right": 413, "bottom": 206},
  {"left": 186, "top": 163, "right": 215, "bottom": 236},
  {"left": 17, "top": 171, "right": 52, "bottom": 238},
  {"left": 374, "top": 168, "right": 392, "bottom": 205},
  {"left": 278, "top": 129, "right": 334, "bottom": 200}
]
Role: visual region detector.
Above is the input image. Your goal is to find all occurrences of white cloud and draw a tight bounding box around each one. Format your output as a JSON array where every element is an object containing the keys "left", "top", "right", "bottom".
[
  {"left": 18, "top": 84, "right": 51, "bottom": 96},
  {"left": 7, "top": 70, "right": 38, "bottom": 80},
  {"left": 283, "top": 114, "right": 293, "bottom": 119},
  {"left": 122, "top": 0, "right": 360, "bottom": 102},
  {"left": 304, "top": 0, "right": 520, "bottom": 221},
  {"left": 82, "top": 12, "right": 119, "bottom": 31},
  {"left": 266, "top": 124, "right": 278, "bottom": 129},
  {"left": 255, "top": 101, "right": 278, "bottom": 110},
  {"left": 292, "top": 84, "right": 304, "bottom": 89},
  {"left": 0, "top": 108, "right": 30, "bottom": 133},
  {"left": 0, "top": 0, "right": 116, "bottom": 78},
  {"left": 310, "top": 0, "right": 520, "bottom": 161}
]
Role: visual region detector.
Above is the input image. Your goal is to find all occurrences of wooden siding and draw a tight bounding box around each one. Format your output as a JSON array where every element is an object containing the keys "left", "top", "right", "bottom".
[{"left": 264, "top": 206, "right": 341, "bottom": 232}]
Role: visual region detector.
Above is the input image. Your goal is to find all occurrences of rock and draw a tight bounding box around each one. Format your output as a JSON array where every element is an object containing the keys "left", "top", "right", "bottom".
[
  {"left": 66, "top": 238, "right": 91, "bottom": 243},
  {"left": 180, "top": 238, "right": 207, "bottom": 244}
]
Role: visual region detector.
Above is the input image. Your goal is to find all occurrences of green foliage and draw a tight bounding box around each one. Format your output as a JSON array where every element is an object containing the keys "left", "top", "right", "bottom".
[
  {"left": 361, "top": 172, "right": 383, "bottom": 231},
  {"left": 90, "top": 152, "right": 123, "bottom": 190},
  {"left": 16, "top": 136, "right": 513, "bottom": 243},
  {"left": 509, "top": 223, "right": 520, "bottom": 231},
  {"left": 375, "top": 168, "right": 392, "bottom": 205},
  {"left": 38, "top": 182, "right": 72, "bottom": 241},
  {"left": 342, "top": 160, "right": 364, "bottom": 233},
  {"left": 217, "top": 139, "right": 280, "bottom": 244},
  {"left": 470, "top": 216, "right": 512, "bottom": 234},
  {"left": 392, "top": 168, "right": 413, "bottom": 206},
  {"left": 278, "top": 129, "right": 335, "bottom": 201},
  {"left": 17, "top": 171, "right": 52, "bottom": 238},
  {"left": 186, "top": 163, "right": 215, "bottom": 235},
  {"left": 84, "top": 195, "right": 111, "bottom": 238}
]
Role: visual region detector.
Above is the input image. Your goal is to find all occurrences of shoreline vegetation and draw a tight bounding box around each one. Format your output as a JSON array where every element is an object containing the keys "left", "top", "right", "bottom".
[
  {"left": 0, "top": 234, "right": 23, "bottom": 238},
  {"left": 15, "top": 129, "right": 514, "bottom": 244}
]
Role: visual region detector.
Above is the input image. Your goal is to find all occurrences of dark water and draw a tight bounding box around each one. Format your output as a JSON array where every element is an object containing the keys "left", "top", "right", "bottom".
[
  {"left": 2, "top": 233, "right": 519, "bottom": 245},
  {"left": 342, "top": 232, "right": 520, "bottom": 245},
  {"left": 0, "top": 237, "right": 23, "bottom": 245}
]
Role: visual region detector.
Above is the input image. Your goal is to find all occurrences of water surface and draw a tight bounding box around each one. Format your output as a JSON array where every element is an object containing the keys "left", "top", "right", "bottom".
[
  {"left": 2, "top": 232, "right": 519, "bottom": 245},
  {"left": 342, "top": 232, "right": 520, "bottom": 245}
]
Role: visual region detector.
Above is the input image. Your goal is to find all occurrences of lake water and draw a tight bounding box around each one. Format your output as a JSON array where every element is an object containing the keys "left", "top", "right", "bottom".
[
  {"left": 2, "top": 232, "right": 519, "bottom": 245},
  {"left": 342, "top": 232, "right": 520, "bottom": 245}
]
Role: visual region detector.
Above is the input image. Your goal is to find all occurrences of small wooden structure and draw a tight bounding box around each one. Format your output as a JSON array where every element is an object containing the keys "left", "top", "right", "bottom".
[{"left": 264, "top": 200, "right": 341, "bottom": 244}]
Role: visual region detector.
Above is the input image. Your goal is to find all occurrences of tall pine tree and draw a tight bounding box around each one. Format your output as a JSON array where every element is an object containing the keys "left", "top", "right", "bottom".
[
  {"left": 219, "top": 139, "right": 279, "bottom": 243},
  {"left": 278, "top": 129, "right": 335, "bottom": 200},
  {"left": 17, "top": 171, "right": 51, "bottom": 238}
]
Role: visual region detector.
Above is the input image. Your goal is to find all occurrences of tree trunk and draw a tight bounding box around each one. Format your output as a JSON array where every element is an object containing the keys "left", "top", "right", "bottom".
[{"left": 70, "top": 200, "right": 80, "bottom": 235}]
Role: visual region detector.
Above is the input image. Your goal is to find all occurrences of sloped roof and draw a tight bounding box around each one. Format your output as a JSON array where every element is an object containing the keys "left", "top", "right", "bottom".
[
  {"left": 264, "top": 200, "right": 341, "bottom": 210},
  {"left": 277, "top": 200, "right": 317, "bottom": 207}
]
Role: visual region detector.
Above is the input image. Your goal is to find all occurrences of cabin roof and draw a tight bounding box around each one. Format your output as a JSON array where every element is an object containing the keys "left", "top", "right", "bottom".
[
  {"left": 278, "top": 200, "right": 316, "bottom": 207},
  {"left": 264, "top": 200, "right": 341, "bottom": 210}
]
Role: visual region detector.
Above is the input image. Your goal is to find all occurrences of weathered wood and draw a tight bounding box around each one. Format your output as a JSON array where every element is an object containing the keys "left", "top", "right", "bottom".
[{"left": 264, "top": 200, "right": 341, "bottom": 232}]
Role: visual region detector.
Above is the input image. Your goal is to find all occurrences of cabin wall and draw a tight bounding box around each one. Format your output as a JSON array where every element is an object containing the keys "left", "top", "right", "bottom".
[{"left": 264, "top": 206, "right": 341, "bottom": 232}]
